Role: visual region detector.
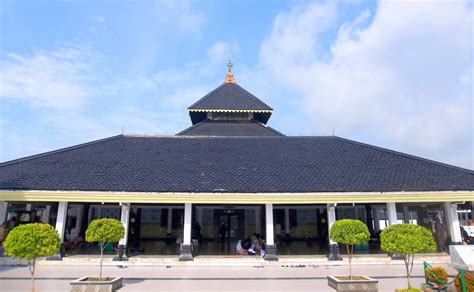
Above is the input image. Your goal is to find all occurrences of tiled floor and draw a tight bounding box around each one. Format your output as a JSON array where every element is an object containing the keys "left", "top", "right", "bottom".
[
  {"left": 63, "top": 239, "right": 385, "bottom": 257},
  {"left": 0, "top": 262, "right": 457, "bottom": 291}
]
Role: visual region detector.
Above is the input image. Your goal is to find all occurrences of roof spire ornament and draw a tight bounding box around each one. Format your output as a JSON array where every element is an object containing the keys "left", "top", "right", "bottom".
[{"left": 224, "top": 60, "right": 236, "bottom": 84}]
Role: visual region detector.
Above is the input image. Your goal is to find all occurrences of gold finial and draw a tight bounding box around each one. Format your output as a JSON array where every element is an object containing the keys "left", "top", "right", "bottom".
[{"left": 224, "top": 60, "right": 235, "bottom": 84}]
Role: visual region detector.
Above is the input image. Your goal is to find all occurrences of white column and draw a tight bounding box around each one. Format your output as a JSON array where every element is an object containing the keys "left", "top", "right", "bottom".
[
  {"left": 327, "top": 203, "right": 337, "bottom": 244},
  {"left": 55, "top": 202, "right": 68, "bottom": 243},
  {"left": 387, "top": 203, "right": 398, "bottom": 225},
  {"left": 167, "top": 207, "right": 173, "bottom": 234},
  {"left": 444, "top": 202, "right": 462, "bottom": 243},
  {"left": 183, "top": 203, "right": 192, "bottom": 245},
  {"left": 0, "top": 202, "right": 8, "bottom": 224},
  {"left": 119, "top": 203, "right": 130, "bottom": 246},
  {"left": 265, "top": 203, "right": 274, "bottom": 245},
  {"left": 284, "top": 208, "right": 290, "bottom": 235},
  {"left": 41, "top": 205, "right": 51, "bottom": 224},
  {"left": 255, "top": 207, "right": 261, "bottom": 234}
]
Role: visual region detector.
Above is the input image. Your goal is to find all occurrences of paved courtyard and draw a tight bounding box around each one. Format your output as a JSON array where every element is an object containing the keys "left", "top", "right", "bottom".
[{"left": 0, "top": 261, "right": 458, "bottom": 291}]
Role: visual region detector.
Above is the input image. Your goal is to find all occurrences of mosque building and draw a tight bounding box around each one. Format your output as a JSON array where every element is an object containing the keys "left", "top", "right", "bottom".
[{"left": 0, "top": 62, "right": 472, "bottom": 261}]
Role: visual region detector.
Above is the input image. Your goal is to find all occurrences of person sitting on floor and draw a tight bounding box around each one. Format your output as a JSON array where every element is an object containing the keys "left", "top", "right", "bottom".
[
  {"left": 248, "top": 235, "right": 259, "bottom": 255},
  {"left": 241, "top": 237, "right": 252, "bottom": 250},
  {"left": 236, "top": 239, "right": 248, "bottom": 255}
]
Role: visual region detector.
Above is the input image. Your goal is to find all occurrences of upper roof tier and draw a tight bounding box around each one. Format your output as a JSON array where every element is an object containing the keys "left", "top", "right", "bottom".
[{"left": 188, "top": 83, "right": 273, "bottom": 124}]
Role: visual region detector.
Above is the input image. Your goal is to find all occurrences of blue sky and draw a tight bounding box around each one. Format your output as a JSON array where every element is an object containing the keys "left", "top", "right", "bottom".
[{"left": 0, "top": 0, "right": 472, "bottom": 169}]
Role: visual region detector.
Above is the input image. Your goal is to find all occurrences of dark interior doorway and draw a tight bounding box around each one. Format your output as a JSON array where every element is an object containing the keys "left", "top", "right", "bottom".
[{"left": 217, "top": 209, "right": 245, "bottom": 240}]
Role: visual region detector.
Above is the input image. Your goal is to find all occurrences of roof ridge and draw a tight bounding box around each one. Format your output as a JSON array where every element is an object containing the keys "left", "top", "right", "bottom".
[
  {"left": 233, "top": 84, "right": 273, "bottom": 110},
  {"left": 130, "top": 135, "right": 331, "bottom": 139},
  {"left": 187, "top": 83, "right": 273, "bottom": 111},
  {"left": 188, "top": 84, "right": 226, "bottom": 109},
  {"left": 175, "top": 119, "right": 209, "bottom": 135},
  {"left": 333, "top": 136, "right": 474, "bottom": 174},
  {"left": 0, "top": 135, "right": 124, "bottom": 166},
  {"left": 251, "top": 119, "right": 285, "bottom": 136}
]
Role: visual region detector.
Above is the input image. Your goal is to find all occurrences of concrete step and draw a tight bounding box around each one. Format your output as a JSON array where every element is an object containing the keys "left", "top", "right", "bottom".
[{"left": 0, "top": 253, "right": 450, "bottom": 267}]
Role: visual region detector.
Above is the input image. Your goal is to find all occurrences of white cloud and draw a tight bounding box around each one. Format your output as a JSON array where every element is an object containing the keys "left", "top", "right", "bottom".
[
  {"left": 0, "top": 134, "right": 50, "bottom": 162},
  {"left": 95, "top": 16, "right": 106, "bottom": 23},
  {"left": 260, "top": 0, "right": 473, "bottom": 168},
  {"left": 0, "top": 46, "right": 94, "bottom": 109},
  {"left": 0, "top": 41, "right": 234, "bottom": 162},
  {"left": 152, "top": 0, "right": 206, "bottom": 35},
  {"left": 261, "top": 1, "right": 337, "bottom": 76},
  {"left": 207, "top": 42, "right": 239, "bottom": 64}
]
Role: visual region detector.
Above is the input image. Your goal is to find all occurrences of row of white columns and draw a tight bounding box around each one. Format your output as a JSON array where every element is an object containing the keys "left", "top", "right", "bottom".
[{"left": 0, "top": 201, "right": 465, "bottom": 256}]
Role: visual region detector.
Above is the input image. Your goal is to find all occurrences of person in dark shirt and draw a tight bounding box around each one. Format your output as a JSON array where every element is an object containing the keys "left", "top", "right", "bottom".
[
  {"left": 460, "top": 226, "right": 470, "bottom": 245},
  {"left": 218, "top": 221, "right": 227, "bottom": 243}
]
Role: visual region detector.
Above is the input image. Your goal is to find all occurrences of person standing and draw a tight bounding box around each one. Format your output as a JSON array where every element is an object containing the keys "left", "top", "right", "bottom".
[{"left": 219, "top": 221, "right": 227, "bottom": 244}]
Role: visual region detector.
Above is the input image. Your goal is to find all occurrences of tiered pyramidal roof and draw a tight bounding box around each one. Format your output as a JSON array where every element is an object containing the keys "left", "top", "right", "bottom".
[{"left": 179, "top": 61, "right": 281, "bottom": 136}]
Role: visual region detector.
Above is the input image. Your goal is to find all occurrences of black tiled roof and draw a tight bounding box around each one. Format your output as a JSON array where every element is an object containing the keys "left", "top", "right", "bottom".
[
  {"left": 177, "top": 120, "right": 284, "bottom": 136},
  {"left": 188, "top": 83, "right": 273, "bottom": 111},
  {"left": 1, "top": 135, "right": 472, "bottom": 193}
]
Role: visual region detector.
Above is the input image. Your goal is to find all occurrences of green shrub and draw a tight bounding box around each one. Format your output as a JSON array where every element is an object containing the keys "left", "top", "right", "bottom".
[
  {"left": 329, "top": 219, "right": 370, "bottom": 279},
  {"left": 86, "top": 218, "right": 124, "bottom": 280},
  {"left": 380, "top": 224, "right": 436, "bottom": 289},
  {"left": 3, "top": 223, "right": 60, "bottom": 291}
]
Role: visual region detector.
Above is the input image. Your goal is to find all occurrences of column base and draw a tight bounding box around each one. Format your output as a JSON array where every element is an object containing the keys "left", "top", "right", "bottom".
[
  {"left": 113, "top": 244, "right": 128, "bottom": 261},
  {"left": 264, "top": 245, "right": 278, "bottom": 261},
  {"left": 328, "top": 243, "right": 342, "bottom": 261},
  {"left": 179, "top": 244, "right": 194, "bottom": 261}
]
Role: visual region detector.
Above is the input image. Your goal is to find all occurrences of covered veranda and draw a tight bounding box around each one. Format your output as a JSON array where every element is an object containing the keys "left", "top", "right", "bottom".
[{"left": 0, "top": 190, "right": 470, "bottom": 261}]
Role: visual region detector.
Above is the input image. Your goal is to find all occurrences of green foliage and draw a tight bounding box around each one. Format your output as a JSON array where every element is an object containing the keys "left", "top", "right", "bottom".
[
  {"left": 85, "top": 218, "right": 124, "bottom": 244},
  {"left": 329, "top": 219, "right": 370, "bottom": 245},
  {"left": 380, "top": 224, "right": 436, "bottom": 254},
  {"left": 3, "top": 223, "right": 60, "bottom": 260}
]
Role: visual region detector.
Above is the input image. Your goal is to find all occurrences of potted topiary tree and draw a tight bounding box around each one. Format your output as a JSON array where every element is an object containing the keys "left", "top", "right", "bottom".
[
  {"left": 70, "top": 218, "right": 125, "bottom": 292},
  {"left": 327, "top": 219, "right": 378, "bottom": 291},
  {"left": 3, "top": 223, "right": 61, "bottom": 292},
  {"left": 380, "top": 224, "right": 436, "bottom": 290}
]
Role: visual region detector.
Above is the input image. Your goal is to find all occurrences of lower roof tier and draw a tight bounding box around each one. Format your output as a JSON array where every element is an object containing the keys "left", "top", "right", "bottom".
[
  {"left": 0, "top": 135, "right": 473, "bottom": 193},
  {"left": 177, "top": 119, "right": 284, "bottom": 136}
]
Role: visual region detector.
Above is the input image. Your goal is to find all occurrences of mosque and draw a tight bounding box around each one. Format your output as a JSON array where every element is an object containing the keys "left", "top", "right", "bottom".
[{"left": 0, "top": 62, "right": 472, "bottom": 261}]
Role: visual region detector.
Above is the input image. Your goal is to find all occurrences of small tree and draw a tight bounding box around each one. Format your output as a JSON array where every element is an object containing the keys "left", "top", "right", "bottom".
[
  {"left": 380, "top": 224, "right": 436, "bottom": 289},
  {"left": 329, "top": 219, "right": 370, "bottom": 279},
  {"left": 85, "top": 218, "right": 124, "bottom": 280},
  {"left": 3, "top": 223, "right": 60, "bottom": 291}
]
